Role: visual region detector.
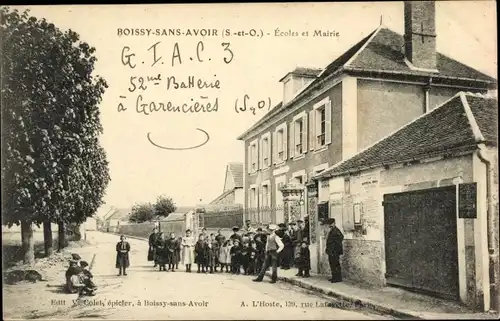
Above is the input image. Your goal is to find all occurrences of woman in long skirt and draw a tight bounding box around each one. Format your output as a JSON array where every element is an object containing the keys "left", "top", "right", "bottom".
[
  {"left": 156, "top": 233, "right": 168, "bottom": 271},
  {"left": 181, "top": 229, "right": 195, "bottom": 272}
]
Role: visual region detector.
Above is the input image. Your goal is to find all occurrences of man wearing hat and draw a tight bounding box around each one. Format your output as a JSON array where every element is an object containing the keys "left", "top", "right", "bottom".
[
  {"left": 230, "top": 226, "right": 243, "bottom": 244},
  {"left": 243, "top": 219, "right": 256, "bottom": 234},
  {"left": 253, "top": 224, "right": 284, "bottom": 283},
  {"left": 325, "top": 218, "right": 344, "bottom": 283}
]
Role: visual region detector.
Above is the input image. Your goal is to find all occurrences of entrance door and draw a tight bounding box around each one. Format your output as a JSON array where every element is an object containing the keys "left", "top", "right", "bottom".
[{"left": 384, "top": 186, "right": 459, "bottom": 300}]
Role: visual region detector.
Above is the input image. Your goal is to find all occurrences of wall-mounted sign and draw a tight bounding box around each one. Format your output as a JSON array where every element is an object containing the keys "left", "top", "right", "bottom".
[
  {"left": 458, "top": 183, "right": 477, "bottom": 219},
  {"left": 353, "top": 203, "right": 362, "bottom": 225}
]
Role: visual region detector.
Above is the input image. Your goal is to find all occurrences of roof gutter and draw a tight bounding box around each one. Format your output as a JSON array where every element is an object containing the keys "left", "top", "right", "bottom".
[
  {"left": 344, "top": 66, "right": 497, "bottom": 86},
  {"left": 314, "top": 146, "right": 478, "bottom": 180}
]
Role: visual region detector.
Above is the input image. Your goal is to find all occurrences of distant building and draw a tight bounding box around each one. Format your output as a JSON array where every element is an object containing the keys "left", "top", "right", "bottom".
[{"left": 208, "top": 162, "right": 244, "bottom": 207}]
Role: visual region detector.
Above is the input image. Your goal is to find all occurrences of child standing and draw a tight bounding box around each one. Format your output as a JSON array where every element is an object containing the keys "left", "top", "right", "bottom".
[
  {"left": 195, "top": 234, "right": 207, "bottom": 273},
  {"left": 206, "top": 237, "right": 217, "bottom": 273},
  {"left": 230, "top": 239, "right": 242, "bottom": 274},
  {"left": 254, "top": 235, "right": 265, "bottom": 275},
  {"left": 247, "top": 242, "right": 257, "bottom": 275},
  {"left": 296, "top": 240, "right": 311, "bottom": 277},
  {"left": 221, "top": 240, "right": 232, "bottom": 273},
  {"left": 241, "top": 242, "right": 250, "bottom": 275}
]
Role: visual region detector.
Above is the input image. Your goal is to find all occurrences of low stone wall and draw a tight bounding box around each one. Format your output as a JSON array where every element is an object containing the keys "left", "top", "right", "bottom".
[
  {"left": 118, "top": 222, "right": 156, "bottom": 239},
  {"left": 341, "top": 239, "right": 384, "bottom": 286}
]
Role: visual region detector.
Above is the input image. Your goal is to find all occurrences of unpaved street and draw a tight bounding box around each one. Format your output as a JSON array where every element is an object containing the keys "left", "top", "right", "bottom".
[{"left": 4, "top": 231, "right": 393, "bottom": 320}]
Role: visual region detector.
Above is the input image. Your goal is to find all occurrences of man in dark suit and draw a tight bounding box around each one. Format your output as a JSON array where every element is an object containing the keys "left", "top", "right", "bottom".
[
  {"left": 116, "top": 235, "right": 131, "bottom": 276},
  {"left": 325, "top": 218, "right": 344, "bottom": 283}
]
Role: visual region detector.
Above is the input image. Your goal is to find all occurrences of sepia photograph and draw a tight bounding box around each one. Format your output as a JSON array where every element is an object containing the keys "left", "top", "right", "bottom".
[{"left": 1, "top": 1, "right": 498, "bottom": 320}]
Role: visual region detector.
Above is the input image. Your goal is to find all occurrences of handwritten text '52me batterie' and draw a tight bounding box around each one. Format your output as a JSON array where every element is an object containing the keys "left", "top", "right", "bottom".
[{"left": 117, "top": 40, "right": 271, "bottom": 116}]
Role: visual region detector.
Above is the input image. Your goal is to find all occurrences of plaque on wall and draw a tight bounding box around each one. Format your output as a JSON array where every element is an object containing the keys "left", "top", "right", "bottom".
[
  {"left": 342, "top": 196, "right": 354, "bottom": 231},
  {"left": 458, "top": 183, "right": 477, "bottom": 219},
  {"left": 318, "top": 201, "right": 329, "bottom": 223}
]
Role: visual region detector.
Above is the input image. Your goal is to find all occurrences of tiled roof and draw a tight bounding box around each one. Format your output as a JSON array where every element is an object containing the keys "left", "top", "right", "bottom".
[
  {"left": 106, "top": 208, "right": 132, "bottom": 222},
  {"left": 316, "top": 92, "right": 498, "bottom": 179},
  {"left": 162, "top": 212, "right": 186, "bottom": 221},
  {"left": 279, "top": 67, "right": 323, "bottom": 82},
  {"left": 228, "top": 162, "right": 244, "bottom": 188},
  {"left": 209, "top": 189, "right": 234, "bottom": 205},
  {"left": 237, "top": 26, "right": 497, "bottom": 140}
]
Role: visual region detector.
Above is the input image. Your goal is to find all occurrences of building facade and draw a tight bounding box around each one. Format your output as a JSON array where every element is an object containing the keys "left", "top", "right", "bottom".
[
  {"left": 237, "top": 1, "right": 495, "bottom": 225},
  {"left": 314, "top": 93, "right": 498, "bottom": 311},
  {"left": 208, "top": 162, "right": 244, "bottom": 207}
]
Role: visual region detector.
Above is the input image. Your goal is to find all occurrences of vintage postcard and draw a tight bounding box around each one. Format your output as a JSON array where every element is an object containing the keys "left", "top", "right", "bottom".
[{"left": 1, "top": 1, "right": 498, "bottom": 320}]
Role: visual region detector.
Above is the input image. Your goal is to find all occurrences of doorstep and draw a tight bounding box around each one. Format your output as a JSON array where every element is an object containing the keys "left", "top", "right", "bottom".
[{"left": 266, "top": 269, "right": 498, "bottom": 320}]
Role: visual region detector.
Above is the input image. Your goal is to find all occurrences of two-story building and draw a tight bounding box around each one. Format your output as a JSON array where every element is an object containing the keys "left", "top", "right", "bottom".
[{"left": 237, "top": 0, "right": 496, "bottom": 278}]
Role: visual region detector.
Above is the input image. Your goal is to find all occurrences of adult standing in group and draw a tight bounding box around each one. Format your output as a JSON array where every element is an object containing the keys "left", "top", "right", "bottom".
[
  {"left": 148, "top": 227, "right": 159, "bottom": 267},
  {"left": 215, "top": 229, "right": 226, "bottom": 246},
  {"left": 252, "top": 224, "right": 284, "bottom": 284},
  {"left": 277, "top": 223, "right": 292, "bottom": 269},
  {"left": 293, "top": 220, "right": 305, "bottom": 276},
  {"left": 230, "top": 226, "right": 243, "bottom": 244},
  {"left": 181, "top": 229, "right": 195, "bottom": 272},
  {"left": 116, "top": 235, "right": 130, "bottom": 276},
  {"left": 243, "top": 220, "right": 256, "bottom": 234},
  {"left": 325, "top": 218, "right": 344, "bottom": 283}
]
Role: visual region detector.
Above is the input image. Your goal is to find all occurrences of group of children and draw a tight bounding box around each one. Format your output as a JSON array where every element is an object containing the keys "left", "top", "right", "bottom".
[
  {"left": 64, "top": 253, "right": 97, "bottom": 296},
  {"left": 194, "top": 230, "right": 267, "bottom": 275}
]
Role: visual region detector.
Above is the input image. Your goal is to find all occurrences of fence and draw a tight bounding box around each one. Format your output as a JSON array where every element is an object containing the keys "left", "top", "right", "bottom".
[
  {"left": 203, "top": 207, "right": 244, "bottom": 229},
  {"left": 244, "top": 205, "right": 284, "bottom": 225}
]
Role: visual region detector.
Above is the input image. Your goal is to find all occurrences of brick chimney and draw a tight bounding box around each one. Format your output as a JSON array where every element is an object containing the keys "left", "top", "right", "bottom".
[{"left": 404, "top": 1, "right": 437, "bottom": 71}]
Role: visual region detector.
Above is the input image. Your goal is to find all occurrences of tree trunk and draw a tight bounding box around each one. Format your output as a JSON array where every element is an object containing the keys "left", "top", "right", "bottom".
[
  {"left": 21, "top": 221, "right": 35, "bottom": 266},
  {"left": 43, "top": 221, "right": 53, "bottom": 257},
  {"left": 57, "top": 221, "right": 66, "bottom": 252}
]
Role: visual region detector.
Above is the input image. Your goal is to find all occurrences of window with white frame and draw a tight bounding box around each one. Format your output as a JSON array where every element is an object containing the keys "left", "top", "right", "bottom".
[
  {"left": 292, "top": 112, "right": 308, "bottom": 158},
  {"left": 273, "top": 123, "right": 287, "bottom": 164},
  {"left": 260, "top": 133, "right": 271, "bottom": 169},
  {"left": 248, "top": 139, "right": 258, "bottom": 173},
  {"left": 261, "top": 182, "right": 270, "bottom": 208},
  {"left": 249, "top": 186, "right": 257, "bottom": 208},
  {"left": 311, "top": 97, "right": 332, "bottom": 150}
]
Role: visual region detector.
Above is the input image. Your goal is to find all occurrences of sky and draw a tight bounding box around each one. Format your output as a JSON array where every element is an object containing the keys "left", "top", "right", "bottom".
[{"left": 15, "top": 2, "right": 497, "bottom": 216}]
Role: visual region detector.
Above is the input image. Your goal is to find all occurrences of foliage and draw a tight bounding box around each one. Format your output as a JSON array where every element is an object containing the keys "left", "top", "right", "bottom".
[
  {"left": 129, "top": 203, "right": 155, "bottom": 223},
  {"left": 1, "top": 7, "right": 110, "bottom": 227},
  {"left": 154, "top": 195, "right": 176, "bottom": 218}
]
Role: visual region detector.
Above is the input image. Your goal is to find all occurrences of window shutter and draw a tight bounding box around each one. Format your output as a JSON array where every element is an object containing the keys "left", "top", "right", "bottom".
[
  {"left": 289, "top": 122, "right": 295, "bottom": 159},
  {"left": 325, "top": 101, "right": 332, "bottom": 145},
  {"left": 258, "top": 187, "right": 262, "bottom": 210},
  {"left": 309, "top": 110, "right": 315, "bottom": 151},
  {"left": 267, "top": 136, "right": 271, "bottom": 166},
  {"left": 267, "top": 186, "right": 271, "bottom": 208},
  {"left": 260, "top": 138, "right": 264, "bottom": 169},
  {"left": 255, "top": 140, "right": 260, "bottom": 170},
  {"left": 247, "top": 145, "right": 251, "bottom": 173},
  {"left": 283, "top": 125, "right": 288, "bottom": 160},
  {"left": 303, "top": 114, "right": 308, "bottom": 153},
  {"left": 273, "top": 131, "right": 277, "bottom": 164}
]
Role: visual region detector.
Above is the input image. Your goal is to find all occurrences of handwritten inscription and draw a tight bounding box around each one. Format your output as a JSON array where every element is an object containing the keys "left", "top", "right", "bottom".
[{"left": 117, "top": 40, "right": 271, "bottom": 150}]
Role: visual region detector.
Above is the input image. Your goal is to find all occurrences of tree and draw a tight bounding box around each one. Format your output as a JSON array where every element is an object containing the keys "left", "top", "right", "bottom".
[
  {"left": 129, "top": 203, "right": 155, "bottom": 223},
  {"left": 1, "top": 7, "right": 110, "bottom": 264},
  {"left": 154, "top": 195, "right": 176, "bottom": 219}
]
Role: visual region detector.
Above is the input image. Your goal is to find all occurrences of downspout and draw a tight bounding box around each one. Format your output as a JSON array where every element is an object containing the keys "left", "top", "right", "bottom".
[
  {"left": 477, "top": 144, "right": 499, "bottom": 312},
  {"left": 424, "top": 77, "right": 432, "bottom": 113}
]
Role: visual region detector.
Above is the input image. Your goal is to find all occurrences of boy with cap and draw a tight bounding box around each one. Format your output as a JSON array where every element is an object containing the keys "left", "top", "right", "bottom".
[
  {"left": 295, "top": 240, "right": 311, "bottom": 278},
  {"left": 253, "top": 224, "right": 284, "bottom": 284},
  {"left": 79, "top": 260, "right": 97, "bottom": 296}
]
